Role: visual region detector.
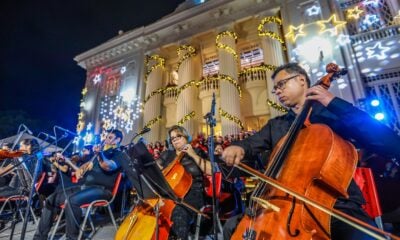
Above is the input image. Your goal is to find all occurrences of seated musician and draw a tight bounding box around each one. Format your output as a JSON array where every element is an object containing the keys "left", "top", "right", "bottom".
[
  {"left": 158, "top": 125, "right": 211, "bottom": 240},
  {"left": 0, "top": 142, "right": 14, "bottom": 188},
  {"left": 33, "top": 129, "right": 131, "bottom": 240},
  {"left": 0, "top": 138, "right": 40, "bottom": 197},
  {"left": 222, "top": 63, "right": 400, "bottom": 240}
]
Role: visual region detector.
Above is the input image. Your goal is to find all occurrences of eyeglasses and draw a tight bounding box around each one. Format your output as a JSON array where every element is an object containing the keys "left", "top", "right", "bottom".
[
  {"left": 271, "top": 75, "right": 299, "bottom": 94},
  {"left": 170, "top": 135, "right": 183, "bottom": 142}
]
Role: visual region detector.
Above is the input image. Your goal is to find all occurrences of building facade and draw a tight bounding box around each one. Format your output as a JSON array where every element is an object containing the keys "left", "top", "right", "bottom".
[{"left": 74, "top": 0, "right": 400, "bottom": 145}]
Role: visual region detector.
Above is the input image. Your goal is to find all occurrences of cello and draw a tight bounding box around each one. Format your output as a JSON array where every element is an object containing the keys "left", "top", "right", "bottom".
[
  {"left": 231, "top": 63, "right": 399, "bottom": 240},
  {"left": 115, "top": 151, "right": 196, "bottom": 240}
]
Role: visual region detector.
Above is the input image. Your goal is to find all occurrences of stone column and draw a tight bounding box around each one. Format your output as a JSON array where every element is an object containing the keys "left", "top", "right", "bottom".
[
  {"left": 217, "top": 30, "right": 241, "bottom": 135},
  {"left": 176, "top": 45, "right": 198, "bottom": 136},
  {"left": 259, "top": 16, "right": 286, "bottom": 118},
  {"left": 143, "top": 55, "right": 164, "bottom": 143}
]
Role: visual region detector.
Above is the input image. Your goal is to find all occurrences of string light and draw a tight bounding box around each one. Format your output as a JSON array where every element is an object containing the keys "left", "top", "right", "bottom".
[
  {"left": 216, "top": 31, "right": 238, "bottom": 60},
  {"left": 346, "top": 6, "right": 364, "bottom": 20},
  {"left": 93, "top": 74, "right": 102, "bottom": 84},
  {"left": 257, "top": 16, "right": 286, "bottom": 50},
  {"left": 81, "top": 88, "right": 88, "bottom": 95},
  {"left": 145, "top": 55, "right": 165, "bottom": 82},
  {"left": 176, "top": 45, "right": 196, "bottom": 71},
  {"left": 306, "top": 5, "right": 321, "bottom": 16},
  {"left": 219, "top": 108, "right": 244, "bottom": 130},
  {"left": 144, "top": 115, "right": 162, "bottom": 129},
  {"left": 239, "top": 63, "right": 276, "bottom": 77},
  {"left": 177, "top": 111, "right": 195, "bottom": 126},
  {"left": 285, "top": 24, "right": 306, "bottom": 42},
  {"left": 76, "top": 121, "right": 85, "bottom": 134},
  {"left": 366, "top": 42, "right": 390, "bottom": 60},
  {"left": 267, "top": 99, "right": 288, "bottom": 113},
  {"left": 317, "top": 14, "right": 347, "bottom": 36}
]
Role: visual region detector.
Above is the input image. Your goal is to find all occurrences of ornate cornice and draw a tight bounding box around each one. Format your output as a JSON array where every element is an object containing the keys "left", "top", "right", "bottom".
[{"left": 75, "top": 0, "right": 279, "bottom": 69}]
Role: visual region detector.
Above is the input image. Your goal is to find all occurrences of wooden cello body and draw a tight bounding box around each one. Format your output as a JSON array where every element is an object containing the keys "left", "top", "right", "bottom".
[
  {"left": 115, "top": 152, "right": 192, "bottom": 240},
  {"left": 232, "top": 124, "right": 358, "bottom": 240},
  {"left": 232, "top": 63, "right": 358, "bottom": 240}
]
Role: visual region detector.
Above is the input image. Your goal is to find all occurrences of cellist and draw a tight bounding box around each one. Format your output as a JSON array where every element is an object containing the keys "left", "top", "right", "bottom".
[
  {"left": 158, "top": 125, "right": 211, "bottom": 239},
  {"left": 222, "top": 63, "right": 400, "bottom": 240}
]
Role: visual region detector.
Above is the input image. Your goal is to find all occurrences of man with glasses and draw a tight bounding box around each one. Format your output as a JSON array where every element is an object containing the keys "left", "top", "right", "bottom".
[{"left": 222, "top": 62, "right": 400, "bottom": 240}]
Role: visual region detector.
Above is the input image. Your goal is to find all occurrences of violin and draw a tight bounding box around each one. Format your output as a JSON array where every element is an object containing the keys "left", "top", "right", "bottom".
[{"left": 0, "top": 149, "right": 26, "bottom": 160}]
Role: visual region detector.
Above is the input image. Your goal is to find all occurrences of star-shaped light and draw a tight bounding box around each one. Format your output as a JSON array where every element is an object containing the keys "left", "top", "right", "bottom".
[
  {"left": 346, "top": 6, "right": 364, "bottom": 20},
  {"left": 93, "top": 74, "right": 102, "bottom": 84},
  {"left": 285, "top": 24, "right": 306, "bottom": 42},
  {"left": 86, "top": 122, "right": 93, "bottom": 131},
  {"left": 78, "top": 112, "right": 84, "bottom": 120},
  {"left": 120, "top": 66, "right": 126, "bottom": 74},
  {"left": 363, "top": 0, "right": 379, "bottom": 6},
  {"left": 362, "top": 14, "right": 380, "bottom": 26},
  {"left": 337, "top": 34, "right": 351, "bottom": 46},
  {"left": 306, "top": 5, "right": 320, "bottom": 16},
  {"left": 81, "top": 87, "right": 88, "bottom": 95},
  {"left": 366, "top": 42, "right": 390, "bottom": 60},
  {"left": 317, "top": 15, "right": 347, "bottom": 36}
]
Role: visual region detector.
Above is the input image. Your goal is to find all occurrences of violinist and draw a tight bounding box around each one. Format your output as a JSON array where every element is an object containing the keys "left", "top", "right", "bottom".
[
  {"left": 33, "top": 129, "right": 130, "bottom": 240},
  {"left": 222, "top": 63, "right": 400, "bottom": 240},
  {"left": 0, "top": 143, "right": 14, "bottom": 187},
  {"left": 0, "top": 138, "right": 40, "bottom": 197},
  {"left": 158, "top": 125, "right": 211, "bottom": 239}
]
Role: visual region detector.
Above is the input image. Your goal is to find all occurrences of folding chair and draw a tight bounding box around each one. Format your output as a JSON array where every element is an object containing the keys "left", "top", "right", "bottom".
[
  {"left": 50, "top": 172, "right": 123, "bottom": 240},
  {"left": 354, "top": 167, "right": 384, "bottom": 230},
  {"left": 0, "top": 172, "right": 46, "bottom": 224}
]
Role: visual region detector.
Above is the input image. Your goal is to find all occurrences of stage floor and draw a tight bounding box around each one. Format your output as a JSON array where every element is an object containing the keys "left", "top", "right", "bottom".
[{"left": 0, "top": 219, "right": 115, "bottom": 239}]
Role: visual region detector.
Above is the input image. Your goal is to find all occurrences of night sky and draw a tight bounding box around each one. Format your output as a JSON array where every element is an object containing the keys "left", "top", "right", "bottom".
[{"left": 0, "top": 0, "right": 185, "bottom": 137}]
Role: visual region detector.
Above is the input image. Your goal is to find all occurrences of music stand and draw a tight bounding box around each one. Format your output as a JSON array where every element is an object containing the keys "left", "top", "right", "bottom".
[{"left": 126, "top": 141, "right": 208, "bottom": 239}]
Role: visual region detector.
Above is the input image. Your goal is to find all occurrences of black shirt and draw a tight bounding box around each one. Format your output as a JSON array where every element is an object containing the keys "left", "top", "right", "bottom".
[{"left": 234, "top": 97, "right": 400, "bottom": 208}]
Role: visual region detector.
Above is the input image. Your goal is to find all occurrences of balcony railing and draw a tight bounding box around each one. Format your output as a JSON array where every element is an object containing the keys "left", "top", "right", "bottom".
[{"left": 351, "top": 25, "right": 400, "bottom": 45}]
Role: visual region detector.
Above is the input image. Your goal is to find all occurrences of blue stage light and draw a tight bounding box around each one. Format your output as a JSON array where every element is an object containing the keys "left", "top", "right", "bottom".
[
  {"left": 371, "top": 99, "right": 380, "bottom": 107},
  {"left": 374, "top": 112, "right": 385, "bottom": 121}
]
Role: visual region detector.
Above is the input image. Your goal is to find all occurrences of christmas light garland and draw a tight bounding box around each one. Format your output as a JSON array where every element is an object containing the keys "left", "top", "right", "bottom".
[
  {"left": 239, "top": 63, "right": 277, "bottom": 77},
  {"left": 216, "top": 31, "right": 238, "bottom": 61},
  {"left": 144, "top": 115, "right": 162, "bottom": 129},
  {"left": 267, "top": 99, "right": 288, "bottom": 113},
  {"left": 144, "top": 55, "right": 165, "bottom": 82},
  {"left": 177, "top": 111, "right": 195, "bottom": 126},
  {"left": 258, "top": 16, "right": 287, "bottom": 50},
  {"left": 219, "top": 108, "right": 244, "bottom": 130},
  {"left": 176, "top": 45, "right": 196, "bottom": 71},
  {"left": 143, "top": 87, "right": 166, "bottom": 105}
]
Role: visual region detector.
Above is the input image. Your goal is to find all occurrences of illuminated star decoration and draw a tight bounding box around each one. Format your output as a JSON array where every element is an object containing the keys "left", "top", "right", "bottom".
[
  {"left": 86, "top": 122, "right": 93, "bottom": 131},
  {"left": 366, "top": 42, "right": 390, "bottom": 60},
  {"left": 81, "top": 87, "right": 88, "bottom": 95},
  {"left": 362, "top": 14, "right": 380, "bottom": 26},
  {"left": 346, "top": 6, "right": 364, "bottom": 20},
  {"left": 93, "top": 74, "right": 102, "bottom": 84},
  {"left": 285, "top": 24, "right": 306, "bottom": 42},
  {"left": 336, "top": 34, "right": 351, "bottom": 46},
  {"left": 120, "top": 66, "right": 126, "bottom": 74},
  {"left": 317, "top": 14, "right": 347, "bottom": 36},
  {"left": 306, "top": 5, "right": 321, "bottom": 16},
  {"left": 363, "top": 0, "right": 379, "bottom": 6}
]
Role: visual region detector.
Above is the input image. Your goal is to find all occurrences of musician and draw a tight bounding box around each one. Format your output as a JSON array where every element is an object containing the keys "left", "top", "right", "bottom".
[
  {"left": 0, "top": 143, "right": 14, "bottom": 187},
  {"left": 159, "top": 125, "right": 211, "bottom": 239},
  {"left": 0, "top": 138, "right": 40, "bottom": 197},
  {"left": 222, "top": 63, "right": 400, "bottom": 240},
  {"left": 33, "top": 129, "right": 130, "bottom": 240}
]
